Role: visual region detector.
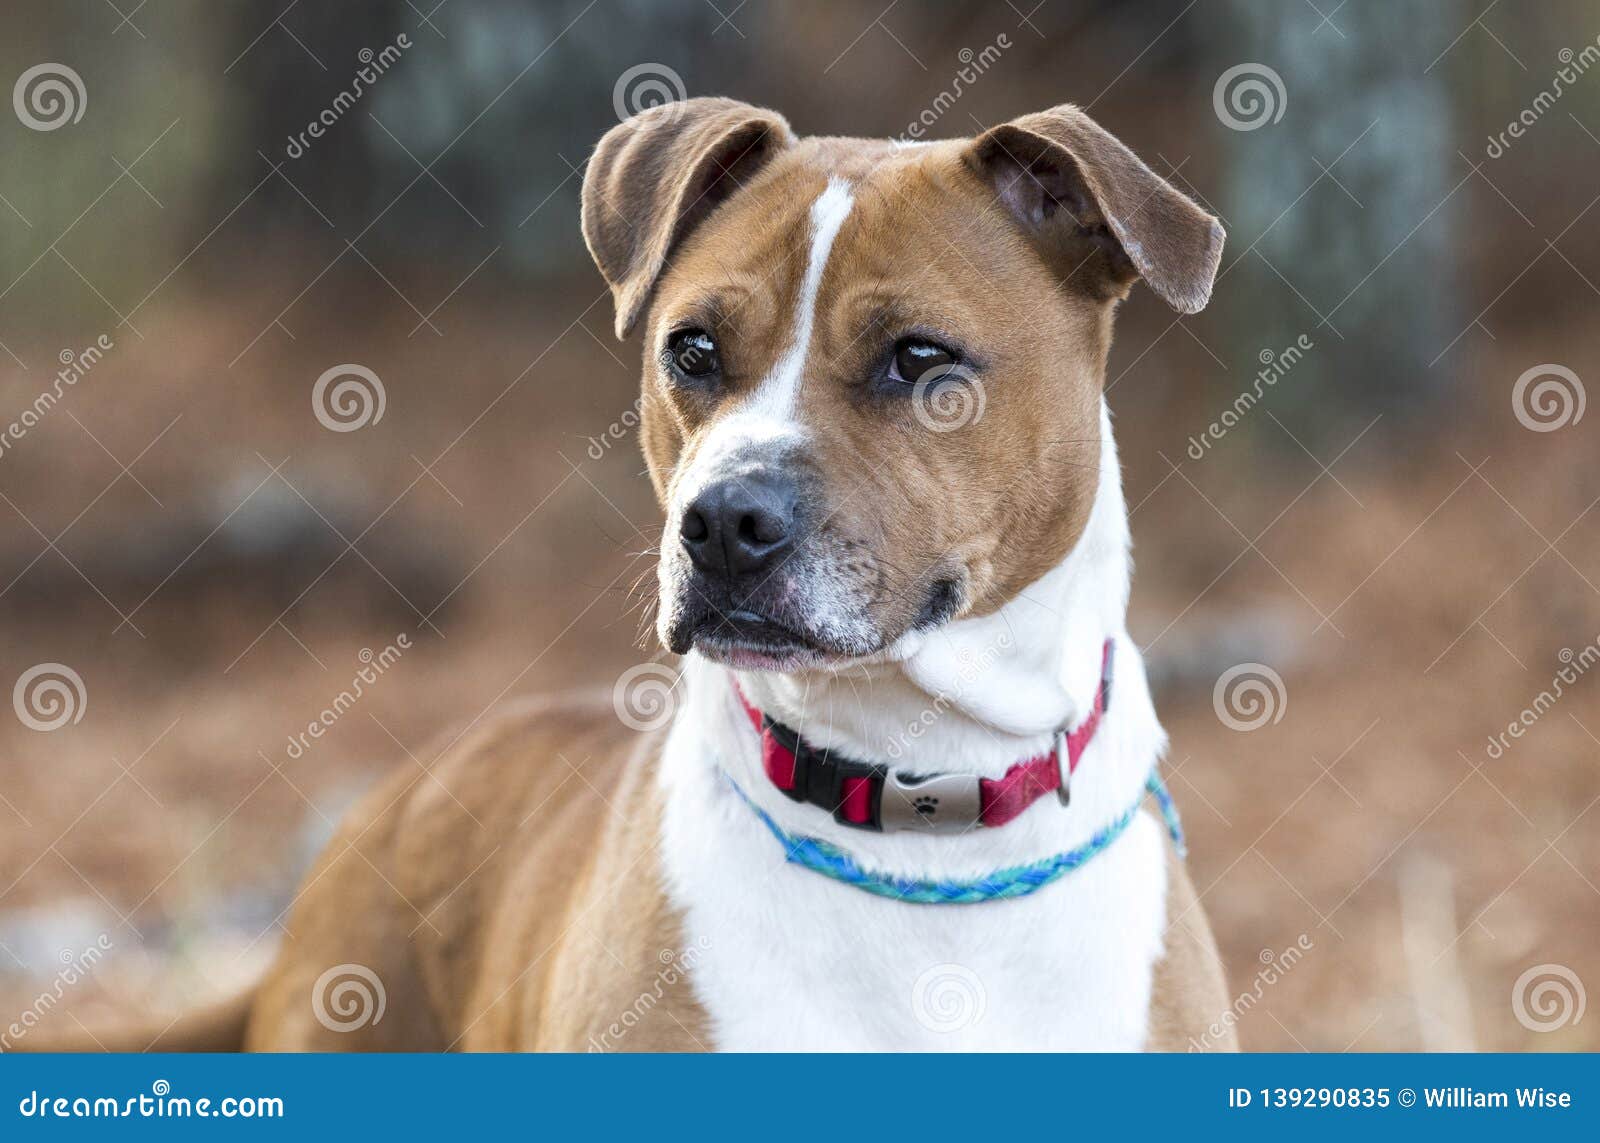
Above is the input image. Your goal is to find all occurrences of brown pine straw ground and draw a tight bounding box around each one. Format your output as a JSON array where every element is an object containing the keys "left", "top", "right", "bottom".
[{"left": 0, "top": 283, "right": 1594, "bottom": 1051}]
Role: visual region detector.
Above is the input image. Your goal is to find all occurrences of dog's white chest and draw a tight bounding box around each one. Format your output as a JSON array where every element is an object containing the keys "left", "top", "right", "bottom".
[
  {"left": 658, "top": 758, "right": 1170, "bottom": 1052},
  {"left": 653, "top": 411, "right": 1176, "bottom": 1051}
]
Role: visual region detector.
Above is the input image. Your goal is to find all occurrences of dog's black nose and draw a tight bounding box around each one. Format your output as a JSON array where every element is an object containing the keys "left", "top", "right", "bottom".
[{"left": 680, "top": 474, "right": 796, "bottom": 579}]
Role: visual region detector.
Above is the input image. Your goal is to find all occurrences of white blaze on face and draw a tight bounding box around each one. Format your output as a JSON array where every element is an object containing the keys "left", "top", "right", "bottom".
[
  {"left": 748, "top": 176, "right": 855, "bottom": 420},
  {"left": 671, "top": 177, "right": 855, "bottom": 509},
  {"left": 660, "top": 177, "right": 872, "bottom": 654}
]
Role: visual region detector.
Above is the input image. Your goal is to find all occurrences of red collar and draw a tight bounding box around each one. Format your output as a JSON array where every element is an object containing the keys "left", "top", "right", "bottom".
[{"left": 731, "top": 639, "right": 1114, "bottom": 834}]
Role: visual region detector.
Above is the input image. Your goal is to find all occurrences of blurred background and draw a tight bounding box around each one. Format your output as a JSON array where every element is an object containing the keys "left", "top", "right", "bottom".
[{"left": 1, "top": 0, "right": 1596, "bottom": 1051}]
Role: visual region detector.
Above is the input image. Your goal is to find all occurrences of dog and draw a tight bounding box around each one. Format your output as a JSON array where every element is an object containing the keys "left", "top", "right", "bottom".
[{"left": 44, "top": 98, "right": 1235, "bottom": 1052}]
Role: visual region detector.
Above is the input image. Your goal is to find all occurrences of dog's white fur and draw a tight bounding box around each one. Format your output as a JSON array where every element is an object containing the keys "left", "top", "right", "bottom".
[
  {"left": 658, "top": 393, "right": 1174, "bottom": 1049},
  {"left": 750, "top": 176, "right": 855, "bottom": 421}
]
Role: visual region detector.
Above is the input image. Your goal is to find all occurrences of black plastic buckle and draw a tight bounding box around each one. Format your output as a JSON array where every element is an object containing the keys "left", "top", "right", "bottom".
[{"left": 763, "top": 718, "right": 885, "bottom": 831}]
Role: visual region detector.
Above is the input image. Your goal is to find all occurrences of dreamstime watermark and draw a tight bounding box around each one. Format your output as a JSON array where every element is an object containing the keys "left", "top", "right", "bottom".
[
  {"left": 311, "top": 963, "right": 386, "bottom": 1033},
  {"left": 586, "top": 395, "right": 645, "bottom": 461},
  {"left": 1188, "top": 934, "right": 1314, "bottom": 1051},
  {"left": 17, "top": 1081, "right": 283, "bottom": 1120},
  {"left": 1212, "top": 662, "right": 1287, "bottom": 732},
  {"left": 884, "top": 632, "right": 1013, "bottom": 760},
  {"left": 1486, "top": 39, "right": 1600, "bottom": 158},
  {"left": 284, "top": 35, "right": 412, "bottom": 159},
  {"left": 1485, "top": 636, "right": 1600, "bottom": 759},
  {"left": 283, "top": 637, "right": 410, "bottom": 759},
  {"left": 0, "top": 935, "right": 113, "bottom": 1052},
  {"left": 587, "top": 937, "right": 713, "bottom": 1051},
  {"left": 911, "top": 962, "right": 987, "bottom": 1034},
  {"left": 613, "top": 63, "right": 686, "bottom": 123},
  {"left": 12, "top": 663, "right": 87, "bottom": 732},
  {"left": 1511, "top": 963, "right": 1585, "bottom": 1032},
  {"left": 1213, "top": 63, "right": 1286, "bottom": 131},
  {"left": 0, "top": 334, "right": 114, "bottom": 461},
  {"left": 1511, "top": 363, "right": 1585, "bottom": 432},
  {"left": 1187, "top": 334, "right": 1313, "bottom": 459},
  {"left": 612, "top": 661, "right": 679, "bottom": 732},
  {"left": 312, "top": 363, "right": 387, "bottom": 432},
  {"left": 911, "top": 363, "right": 986, "bottom": 433},
  {"left": 13, "top": 63, "right": 86, "bottom": 131},
  {"left": 900, "top": 34, "right": 1012, "bottom": 141}
]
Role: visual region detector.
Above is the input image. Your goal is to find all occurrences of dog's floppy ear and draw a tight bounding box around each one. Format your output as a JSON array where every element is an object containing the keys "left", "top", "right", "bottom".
[
  {"left": 582, "top": 97, "right": 796, "bottom": 338},
  {"left": 967, "top": 104, "right": 1224, "bottom": 314}
]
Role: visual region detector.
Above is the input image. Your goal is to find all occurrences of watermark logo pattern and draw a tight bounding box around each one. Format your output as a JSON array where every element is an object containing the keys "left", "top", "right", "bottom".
[
  {"left": 1212, "top": 662, "right": 1287, "bottom": 732},
  {"left": 13, "top": 63, "right": 86, "bottom": 131},
  {"left": 312, "top": 364, "right": 387, "bottom": 432},
  {"left": 1512, "top": 364, "right": 1585, "bottom": 432},
  {"left": 910, "top": 963, "right": 987, "bottom": 1034},
  {"left": 911, "top": 364, "right": 986, "bottom": 433},
  {"left": 612, "top": 662, "right": 678, "bottom": 732},
  {"left": 311, "top": 963, "right": 387, "bottom": 1033},
  {"left": 1213, "top": 63, "right": 1286, "bottom": 131},
  {"left": 1512, "top": 963, "right": 1585, "bottom": 1032},
  {"left": 13, "top": 663, "right": 87, "bottom": 731},
  {"left": 613, "top": 63, "right": 686, "bottom": 123}
]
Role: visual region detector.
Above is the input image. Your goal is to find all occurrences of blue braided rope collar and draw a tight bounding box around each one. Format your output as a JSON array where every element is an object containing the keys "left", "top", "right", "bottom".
[{"left": 723, "top": 767, "right": 1185, "bottom": 905}]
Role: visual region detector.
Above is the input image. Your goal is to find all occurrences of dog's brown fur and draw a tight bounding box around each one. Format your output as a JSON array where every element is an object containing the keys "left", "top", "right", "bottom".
[
  {"left": 590, "top": 100, "right": 1221, "bottom": 646},
  {"left": 243, "top": 697, "right": 706, "bottom": 1051}
]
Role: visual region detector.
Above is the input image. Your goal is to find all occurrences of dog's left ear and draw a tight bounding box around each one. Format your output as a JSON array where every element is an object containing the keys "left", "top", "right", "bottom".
[
  {"left": 583, "top": 98, "right": 797, "bottom": 337},
  {"left": 967, "top": 104, "right": 1224, "bottom": 313}
]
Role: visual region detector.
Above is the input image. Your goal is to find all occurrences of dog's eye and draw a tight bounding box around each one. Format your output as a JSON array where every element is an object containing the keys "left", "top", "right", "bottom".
[
  {"left": 890, "top": 339, "right": 958, "bottom": 385},
  {"left": 663, "top": 328, "right": 720, "bottom": 379}
]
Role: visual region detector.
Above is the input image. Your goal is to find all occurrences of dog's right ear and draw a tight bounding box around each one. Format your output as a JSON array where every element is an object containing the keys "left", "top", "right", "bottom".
[
  {"left": 582, "top": 98, "right": 796, "bottom": 338},
  {"left": 966, "top": 104, "right": 1224, "bottom": 314}
]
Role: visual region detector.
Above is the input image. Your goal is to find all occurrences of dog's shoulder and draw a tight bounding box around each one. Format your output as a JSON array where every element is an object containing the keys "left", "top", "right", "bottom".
[
  {"left": 251, "top": 689, "right": 672, "bottom": 1048},
  {"left": 379, "top": 691, "right": 693, "bottom": 1049},
  {"left": 403, "top": 691, "right": 638, "bottom": 829},
  {"left": 382, "top": 690, "right": 653, "bottom": 903}
]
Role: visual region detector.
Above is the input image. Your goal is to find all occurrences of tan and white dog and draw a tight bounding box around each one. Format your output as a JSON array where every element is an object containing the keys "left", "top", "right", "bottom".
[{"left": 55, "top": 98, "right": 1236, "bottom": 1052}]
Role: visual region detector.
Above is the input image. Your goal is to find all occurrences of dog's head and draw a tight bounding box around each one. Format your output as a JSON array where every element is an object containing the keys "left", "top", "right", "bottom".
[{"left": 583, "top": 98, "right": 1222, "bottom": 672}]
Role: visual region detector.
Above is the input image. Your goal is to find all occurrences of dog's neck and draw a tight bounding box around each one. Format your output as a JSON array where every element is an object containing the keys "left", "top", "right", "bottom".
[{"left": 666, "top": 402, "right": 1168, "bottom": 874}]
